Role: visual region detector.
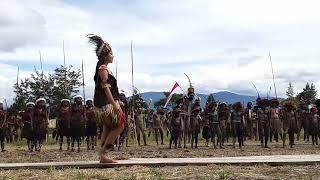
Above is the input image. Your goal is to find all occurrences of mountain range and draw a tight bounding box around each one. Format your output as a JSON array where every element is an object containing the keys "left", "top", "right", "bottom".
[{"left": 139, "top": 91, "right": 259, "bottom": 108}]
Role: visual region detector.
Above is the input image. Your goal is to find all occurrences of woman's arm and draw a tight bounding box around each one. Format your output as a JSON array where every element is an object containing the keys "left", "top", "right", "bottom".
[{"left": 99, "top": 65, "right": 121, "bottom": 112}]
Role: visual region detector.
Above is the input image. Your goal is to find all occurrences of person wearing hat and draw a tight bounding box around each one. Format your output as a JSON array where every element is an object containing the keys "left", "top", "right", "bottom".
[
  {"left": 282, "top": 101, "right": 298, "bottom": 148},
  {"left": 0, "top": 102, "right": 7, "bottom": 152},
  {"left": 57, "top": 99, "right": 71, "bottom": 151},
  {"left": 309, "top": 106, "right": 319, "bottom": 145},
  {"left": 85, "top": 98, "right": 97, "bottom": 150},
  {"left": 70, "top": 95, "right": 85, "bottom": 152},
  {"left": 21, "top": 102, "right": 35, "bottom": 152},
  {"left": 33, "top": 98, "right": 48, "bottom": 152}
]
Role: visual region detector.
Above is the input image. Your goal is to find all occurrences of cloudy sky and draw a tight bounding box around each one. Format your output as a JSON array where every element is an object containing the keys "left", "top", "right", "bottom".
[{"left": 1, "top": 0, "right": 320, "bottom": 104}]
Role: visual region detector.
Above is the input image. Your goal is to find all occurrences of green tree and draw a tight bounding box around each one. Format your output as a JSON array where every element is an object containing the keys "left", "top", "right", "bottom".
[
  {"left": 286, "top": 82, "right": 295, "bottom": 99},
  {"left": 12, "top": 66, "right": 82, "bottom": 118},
  {"left": 12, "top": 78, "right": 32, "bottom": 111},
  {"left": 297, "top": 82, "right": 317, "bottom": 105}
]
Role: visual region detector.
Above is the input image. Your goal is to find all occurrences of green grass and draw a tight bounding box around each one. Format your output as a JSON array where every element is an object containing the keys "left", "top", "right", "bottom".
[{"left": 149, "top": 167, "right": 163, "bottom": 180}]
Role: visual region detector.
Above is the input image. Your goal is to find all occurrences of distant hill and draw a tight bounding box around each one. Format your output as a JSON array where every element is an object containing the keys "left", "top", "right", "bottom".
[{"left": 139, "top": 91, "right": 259, "bottom": 108}]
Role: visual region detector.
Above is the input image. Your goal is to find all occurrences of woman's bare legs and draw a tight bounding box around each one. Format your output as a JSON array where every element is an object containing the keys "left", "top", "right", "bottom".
[{"left": 100, "top": 124, "right": 124, "bottom": 163}]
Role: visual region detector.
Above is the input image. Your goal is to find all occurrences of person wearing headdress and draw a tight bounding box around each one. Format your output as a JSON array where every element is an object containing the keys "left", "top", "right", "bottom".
[
  {"left": 88, "top": 34, "right": 126, "bottom": 163},
  {"left": 0, "top": 102, "right": 7, "bottom": 152},
  {"left": 309, "top": 106, "right": 319, "bottom": 145},
  {"left": 70, "top": 95, "right": 85, "bottom": 152},
  {"left": 153, "top": 107, "right": 165, "bottom": 145},
  {"left": 85, "top": 98, "right": 97, "bottom": 150},
  {"left": 33, "top": 98, "right": 48, "bottom": 152},
  {"left": 231, "top": 102, "right": 245, "bottom": 149},
  {"left": 282, "top": 101, "right": 298, "bottom": 148},
  {"left": 269, "top": 99, "right": 281, "bottom": 143},
  {"left": 21, "top": 102, "right": 35, "bottom": 151},
  {"left": 57, "top": 99, "right": 71, "bottom": 151},
  {"left": 257, "top": 98, "right": 271, "bottom": 148}
]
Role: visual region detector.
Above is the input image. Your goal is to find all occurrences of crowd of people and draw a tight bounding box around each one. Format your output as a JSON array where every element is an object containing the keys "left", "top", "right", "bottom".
[{"left": 1, "top": 93, "right": 319, "bottom": 153}]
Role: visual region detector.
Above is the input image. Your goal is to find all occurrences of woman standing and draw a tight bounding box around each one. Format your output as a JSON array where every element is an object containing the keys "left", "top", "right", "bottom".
[
  {"left": 85, "top": 98, "right": 97, "bottom": 150},
  {"left": 71, "top": 95, "right": 86, "bottom": 152},
  {"left": 57, "top": 99, "right": 71, "bottom": 151},
  {"left": 88, "top": 34, "right": 126, "bottom": 163},
  {"left": 21, "top": 102, "right": 35, "bottom": 152},
  {"left": 33, "top": 98, "right": 48, "bottom": 152}
]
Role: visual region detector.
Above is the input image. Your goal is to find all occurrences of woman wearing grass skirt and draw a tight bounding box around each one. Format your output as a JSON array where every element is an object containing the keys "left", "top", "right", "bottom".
[
  {"left": 57, "top": 99, "right": 71, "bottom": 151},
  {"left": 85, "top": 98, "right": 97, "bottom": 150},
  {"left": 33, "top": 98, "right": 48, "bottom": 152},
  {"left": 21, "top": 102, "right": 35, "bottom": 152},
  {"left": 88, "top": 34, "right": 126, "bottom": 163},
  {"left": 70, "top": 95, "right": 86, "bottom": 152}
]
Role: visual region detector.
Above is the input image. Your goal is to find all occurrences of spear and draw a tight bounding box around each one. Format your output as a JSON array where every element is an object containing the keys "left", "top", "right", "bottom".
[
  {"left": 39, "top": 50, "right": 43, "bottom": 73},
  {"left": 63, "top": 40, "right": 66, "bottom": 67},
  {"left": 16, "top": 66, "right": 19, "bottom": 88},
  {"left": 63, "top": 41, "right": 67, "bottom": 97},
  {"left": 251, "top": 81, "right": 260, "bottom": 98},
  {"left": 131, "top": 40, "right": 138, "bottom": 145},
  {"left": 268, "top": 86, "right": 272, "bottom": 98},
  {"left": 82, "top": 60, "right": 86, "bottom": 101},
  {"left": 269, "top": 52, "right": 277, "bottom": 99}
]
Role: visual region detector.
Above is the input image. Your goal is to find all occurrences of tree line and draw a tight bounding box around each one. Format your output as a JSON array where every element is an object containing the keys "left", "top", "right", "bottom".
[{"left": 12, "top": 65, "right": 82, "bottom": 118}]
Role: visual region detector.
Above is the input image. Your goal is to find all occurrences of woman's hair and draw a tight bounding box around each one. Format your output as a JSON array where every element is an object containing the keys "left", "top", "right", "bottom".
[{"left": 87, "top": 34, "right": 112, "bottom": 84}]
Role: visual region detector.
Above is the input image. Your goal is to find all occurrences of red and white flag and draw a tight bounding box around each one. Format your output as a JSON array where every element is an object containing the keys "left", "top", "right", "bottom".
[{"left": 164, "top": 82, "right": 180, "bottom": 108}]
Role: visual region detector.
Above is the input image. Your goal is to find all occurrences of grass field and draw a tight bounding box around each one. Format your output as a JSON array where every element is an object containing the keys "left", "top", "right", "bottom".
[{"left": 0, "top": 164, "right": 319, "bottom": 180}]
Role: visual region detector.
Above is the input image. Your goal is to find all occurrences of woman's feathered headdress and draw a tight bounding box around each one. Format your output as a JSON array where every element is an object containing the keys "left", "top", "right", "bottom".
[{"left": 87, "top": 34, "right": 112, "bottom": 57}]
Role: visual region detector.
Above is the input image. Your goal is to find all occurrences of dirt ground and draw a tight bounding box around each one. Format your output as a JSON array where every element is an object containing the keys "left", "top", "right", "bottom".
[
  {"left": 0, "top": 138, "right": 320, "bottom": 163},
  {"left": 1, "top": 138, "right": 320, "bottom": 179}
]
